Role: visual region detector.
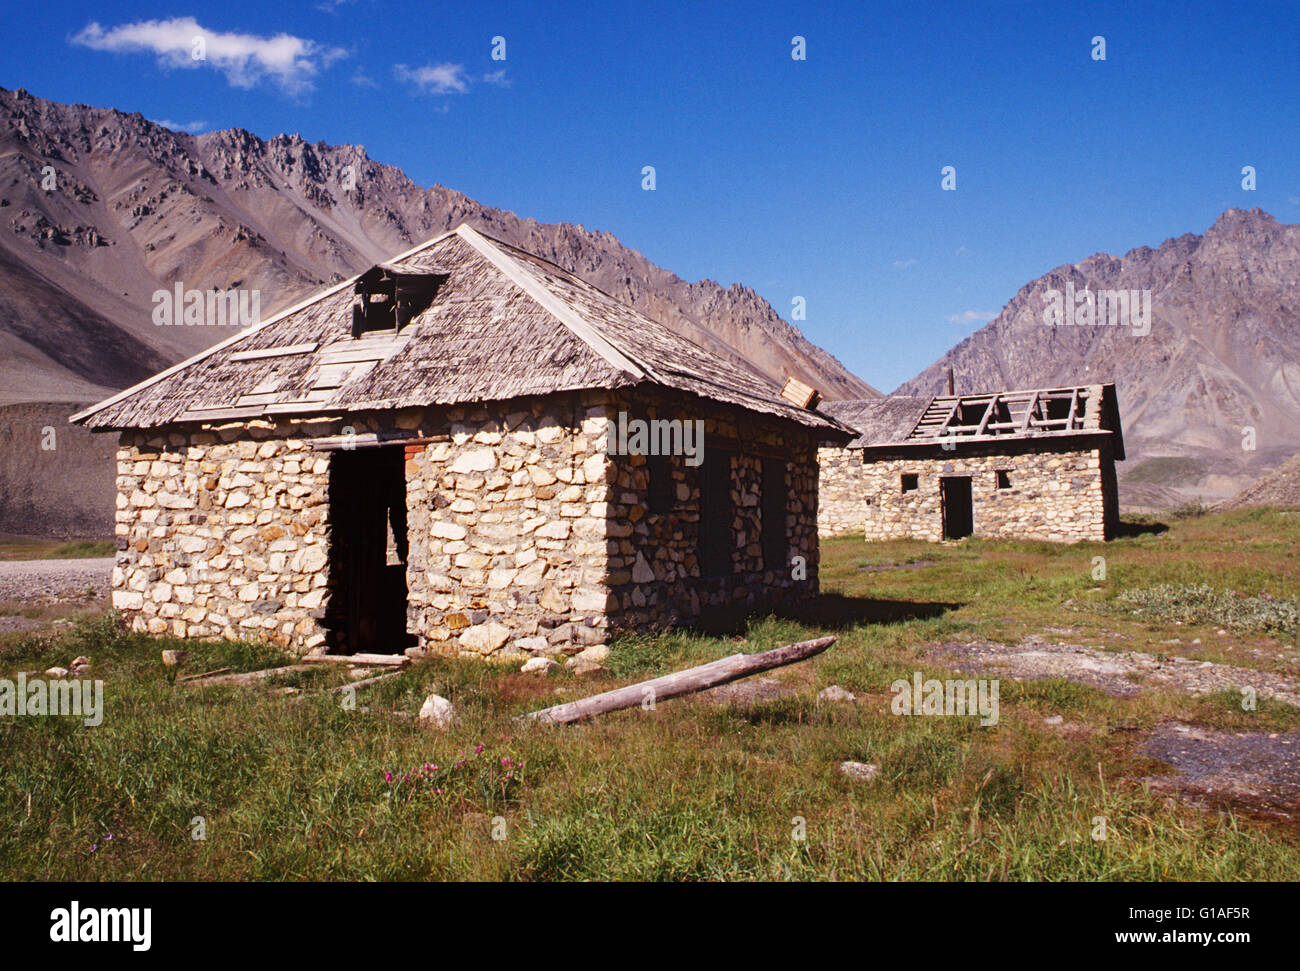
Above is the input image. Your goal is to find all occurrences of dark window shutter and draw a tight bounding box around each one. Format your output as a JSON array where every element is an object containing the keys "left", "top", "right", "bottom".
[
  {"left": 698, "top": 451, "right": 732, "bottom": 576},
  {"left": 762, "top": 458, "right": 788, "bottom": 570}
]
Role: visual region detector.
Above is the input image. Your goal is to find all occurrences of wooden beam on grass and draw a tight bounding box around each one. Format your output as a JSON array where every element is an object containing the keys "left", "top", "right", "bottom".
[
  {"left": 303, "top": 652, "right": 410, "bottom": 668},
  {"left": 179, "top": 664, "right": 315, "bottom": 688},
  {"left": 518, "top": 635, "right": 836, "bottom": 725}
]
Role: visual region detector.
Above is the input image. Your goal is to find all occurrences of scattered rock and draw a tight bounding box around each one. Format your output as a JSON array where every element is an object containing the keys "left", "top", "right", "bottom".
[
  {"left": 818, "top": 685, "right": 856, "bottom": 702},
  {"left": 69, "top": 656, "right": 91, "bottom": 675},
  {"left": 43, "top": 667, "right": 69, "bottom": 679},
  {"left": 565, "top": 659, "right": 606, "bottom": 676},
  {"left": 417, "top": 693, "right": 456, "bottom": 730},
  {"left": 520, "top": 656, "right": 558, "bottom": 674},
  {"left": 161, "top": 649, "right": 188, "bottom": 667},
  {"left": 575, "top": 644, "right": 610, "bottom": 664},
  {"left": 839, "top": 761, "right": 879, "bottom": 783},
  {"left": 515, "top": 635, "right": 553, "bottom": 655},
  {"left": 1044, "top": 715, "right": 1065, "bottom": 725},
  {"left": 459, "top": 621, "right": 512, "bottom": 654}
]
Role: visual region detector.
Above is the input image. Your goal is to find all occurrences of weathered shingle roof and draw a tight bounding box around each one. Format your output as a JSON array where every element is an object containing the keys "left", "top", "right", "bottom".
[
  {"left": 824, "top": 384, "right": 1124, "bottom": 459},
  {"left": 821, "top": 397, "right": 930, "bottom": 448},
  {"left": 72, "top": 225, "right": 848, "bottom": 434}
]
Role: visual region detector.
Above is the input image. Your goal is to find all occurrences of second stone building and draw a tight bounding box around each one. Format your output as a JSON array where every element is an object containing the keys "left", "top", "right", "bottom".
[{"left": 818, "top": 385, "right": 1124, "bottom": 543}]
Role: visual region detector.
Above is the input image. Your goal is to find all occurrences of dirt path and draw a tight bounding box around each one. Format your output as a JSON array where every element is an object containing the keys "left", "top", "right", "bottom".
[{"left": 0, "top": 557, "right": 114, "bottom": 602}]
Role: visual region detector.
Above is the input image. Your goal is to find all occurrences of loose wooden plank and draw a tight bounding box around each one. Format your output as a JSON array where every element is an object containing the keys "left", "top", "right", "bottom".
[
  {"left": 780, "top": 376, "right": 820, "bottom": 409},
  {"left": 317, "top": 339, "right": 409, "bottom": 366},
  {"left": 234, "top": 390, "right": 287, "bottom": 407},
  {"left": 519, "top": 635, "right": 835, "bottom": 725},
  {"left": 227, "top": 342, "right": 319, "bottom": 362},
  {"left": 176, "top": 404, "right": 267, "bottom": 421}
]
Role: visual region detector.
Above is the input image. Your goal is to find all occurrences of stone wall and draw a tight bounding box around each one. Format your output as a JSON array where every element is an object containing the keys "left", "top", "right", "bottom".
[
  {"left": 112, "top": 423, "right": 333, "bottom": 651},
  {"left": 404, "top": 392, "right": 612, "bottom": 661},
  {"left": 603, "top": 387, "right": 821, "bottom": 631},
  {"left": 818, "top": 438, "right": 1119, "bottom": 543},
  {"left": 109, "top": 389, "right": 828, "bottom": 660}
]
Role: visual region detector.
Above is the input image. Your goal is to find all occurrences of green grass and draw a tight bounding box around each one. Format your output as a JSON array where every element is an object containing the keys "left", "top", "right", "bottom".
[
  {"left": 2, "top": 510, "right": 1299, "bottom": 880},
  {"left": 0, "top": 535, "right": 115, "bottom": 560},
  {"left": 1115, "top": 583, "right": 1300, "bottom": 637}
]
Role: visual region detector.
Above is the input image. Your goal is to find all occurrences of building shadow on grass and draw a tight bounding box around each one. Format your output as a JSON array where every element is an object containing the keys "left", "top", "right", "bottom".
[
  {"left": 1114, "top": 519, "right": 1169, "bottom": 538},
  {"left": 686, "top": 592, "right": 960, "bottom": 637}
]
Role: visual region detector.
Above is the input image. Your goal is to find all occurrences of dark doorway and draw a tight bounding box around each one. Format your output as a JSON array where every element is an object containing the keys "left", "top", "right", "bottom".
[
  {"left": 940, "top": 476, "right": 973, "bottom": 540},
  {"left": 325, "top": 447, "right": 414, "bottom": 655},
  {"left": 698, "top": 449, "right": 733, "bottom": 577}
]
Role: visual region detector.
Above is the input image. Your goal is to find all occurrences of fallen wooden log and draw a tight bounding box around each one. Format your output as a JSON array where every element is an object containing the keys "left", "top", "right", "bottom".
[
  {"left": 177, "top": 666, "right": 232, "bottom": 683},
  {"left": 303, "top": 652, "right": 410, "bottom": 668},
  {"left": 180, "top": 664, "right": 315, "bottom": 688},
  {"left": 518, "top": 635, "right": 835, "bottom": 725}
]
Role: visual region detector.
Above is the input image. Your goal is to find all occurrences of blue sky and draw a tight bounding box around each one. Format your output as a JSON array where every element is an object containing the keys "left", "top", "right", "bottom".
[{"left": 2, "top": 0, "right": 1297, "bottom": 391}]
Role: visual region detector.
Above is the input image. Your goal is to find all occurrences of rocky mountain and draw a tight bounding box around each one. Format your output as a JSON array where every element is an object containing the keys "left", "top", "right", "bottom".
[
  {"left": 896, "top": 209, "right": 1300, "bottom": 508},
  {"left": 0, "top": 86, "right": 876, "bottom": 410},
  {"left": 1217, "top": 450, "right": 1300, "bottom": 511}
]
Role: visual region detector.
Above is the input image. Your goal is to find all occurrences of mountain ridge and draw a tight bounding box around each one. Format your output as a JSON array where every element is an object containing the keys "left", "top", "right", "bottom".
[
  {"left": 0, "top": 85, "right": 878, "bottom": 407},
  {"left": 895, "top": 208, "right": 1300, "bottom": 507}
]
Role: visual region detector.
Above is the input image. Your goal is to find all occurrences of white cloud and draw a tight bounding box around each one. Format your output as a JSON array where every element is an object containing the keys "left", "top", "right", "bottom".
[
  {"left": 151, "top": 118, "right": 210, "bottom": 133},
  {"left": 71, "top": 18, "right": 347, "bottom": 96},
  {"left": 394, "top": 62, "right": 469, "bottom": 95},
  {"left": 351, "top": 69, "right": 379, "bottom": 89},
  {"left": 945, "top": 309, "right": 998, "bottom": 326},
  {"left": 892, "top": 258, "right": 916, "bottom": 269},
  {"left": 482, "top": 69, "right": 512, "bottom": 88}
]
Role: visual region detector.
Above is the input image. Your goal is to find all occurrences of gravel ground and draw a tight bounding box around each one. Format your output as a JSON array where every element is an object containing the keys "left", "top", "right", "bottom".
[
  {"left": 0, "top": 557, "right": 114, "bottom": 602},
  {"left": 931, "top": 634, "right": 1300, "bottom": 707},
  {"left": 1141, "top": 723, "right": 1300, "bottom": 820}
]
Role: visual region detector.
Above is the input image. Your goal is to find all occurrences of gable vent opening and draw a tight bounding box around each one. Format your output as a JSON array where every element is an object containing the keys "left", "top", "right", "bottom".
[{"left": 352, "top": 266, "right": 447, "bottom": 337}]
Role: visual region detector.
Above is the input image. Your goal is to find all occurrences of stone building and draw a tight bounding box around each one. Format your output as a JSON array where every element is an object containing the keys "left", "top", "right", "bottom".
[
  {"left": 73, "top": 224, "right": 849, "bottom": 660},
  {"left": 818, "top": 385, "right": 1124, "bottom": 543}
]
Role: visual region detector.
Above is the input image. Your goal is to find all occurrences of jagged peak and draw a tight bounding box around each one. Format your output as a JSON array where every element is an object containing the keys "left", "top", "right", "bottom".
[{"left": 1210, "top": 207, "right": 1278, "bottom": 231}]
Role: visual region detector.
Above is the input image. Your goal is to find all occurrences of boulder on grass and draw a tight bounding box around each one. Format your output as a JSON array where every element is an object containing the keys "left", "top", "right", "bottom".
[
  {"left": 839, "top": 761, "right": 879, "bottom": 783},
  {"left": 818, "top": 685, "right": 856, "bottom": 702},
  {"left": 417, "top": 693, "right": 456, "bottom": 730}
]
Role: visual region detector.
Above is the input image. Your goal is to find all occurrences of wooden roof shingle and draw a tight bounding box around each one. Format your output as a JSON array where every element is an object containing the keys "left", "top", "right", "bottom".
[{"left": 72, "top": 225, "right": 849, "bottom": 435}]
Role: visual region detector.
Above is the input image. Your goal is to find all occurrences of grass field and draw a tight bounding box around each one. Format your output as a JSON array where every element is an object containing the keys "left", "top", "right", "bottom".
[
  {"left": 2, "top": 509, "right": 1298, "bottom": 880},
  {"left": 0, "top": 536, "right": 116, "bottom": 561}
]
